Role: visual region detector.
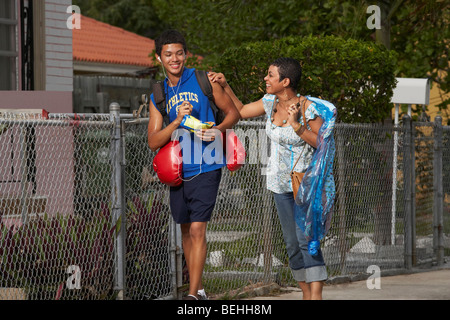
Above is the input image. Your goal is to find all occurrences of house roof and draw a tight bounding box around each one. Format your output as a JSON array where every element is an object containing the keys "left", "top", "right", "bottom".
[{"left": 72, "top": 15, "right": 155, "bottom": 68}]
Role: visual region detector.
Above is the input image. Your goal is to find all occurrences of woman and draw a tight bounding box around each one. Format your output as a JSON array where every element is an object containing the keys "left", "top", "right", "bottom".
[{"left": 209, "top": 57, "right": 332, "bottom": 300}]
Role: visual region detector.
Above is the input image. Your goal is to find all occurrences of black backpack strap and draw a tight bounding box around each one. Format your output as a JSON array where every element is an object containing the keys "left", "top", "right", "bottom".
[
  {"left": 195, "top": 69, "right": 224, "bottom": 124},
  {"left": 152, "top": 81, "right": 170, "bottom": 126}
]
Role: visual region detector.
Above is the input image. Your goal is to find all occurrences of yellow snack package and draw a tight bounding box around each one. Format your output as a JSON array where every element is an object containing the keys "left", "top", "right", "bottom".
[{"left": 180, "top": 115, "right": 215, "bottom": 132}]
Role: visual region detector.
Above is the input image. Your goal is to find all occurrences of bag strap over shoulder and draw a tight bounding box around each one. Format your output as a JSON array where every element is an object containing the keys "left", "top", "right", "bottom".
[
  {"left": 152, "top": 81, "right": 170, "bottom": 126},
  {"left": 195, "top": 69, "right": 224, "bottom": 125},
  {"left": 195, "top": 69, "right": 214, "bottom": 102},
  {"left": 291, "top": 98, "right": 309, "bottom": 174}
]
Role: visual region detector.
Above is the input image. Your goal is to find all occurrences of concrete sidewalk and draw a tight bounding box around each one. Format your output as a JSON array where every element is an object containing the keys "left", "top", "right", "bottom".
[{"left": 246, "top": 268, "right": 450, "bottom": 300}]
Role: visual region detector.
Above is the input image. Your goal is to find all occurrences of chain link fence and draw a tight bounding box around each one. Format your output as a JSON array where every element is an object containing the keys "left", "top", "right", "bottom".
[{"left": 0, "top": 106, "right": 448, "bottom": 300}]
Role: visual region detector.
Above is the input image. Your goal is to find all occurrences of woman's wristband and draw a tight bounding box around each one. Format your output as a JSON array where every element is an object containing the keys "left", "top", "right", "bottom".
[{"left": 294, "top": 123, "right": 306, "bottom": 135}]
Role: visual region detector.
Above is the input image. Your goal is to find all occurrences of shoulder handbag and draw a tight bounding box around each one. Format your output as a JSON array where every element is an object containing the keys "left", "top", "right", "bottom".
[
  {"left": 290, "top": 98, "right": 308, "bottom": 198},
  {"left": 291, "top": 149, "right": 306, "bottom": 199}
]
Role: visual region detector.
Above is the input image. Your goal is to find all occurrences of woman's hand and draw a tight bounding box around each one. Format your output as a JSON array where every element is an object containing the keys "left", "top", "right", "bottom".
[
  {"left": 208, "top": 72, "right": 228, "bottom": 88},
  {"left": 287, "top": 102, "right": 301, "bottom": 128}
]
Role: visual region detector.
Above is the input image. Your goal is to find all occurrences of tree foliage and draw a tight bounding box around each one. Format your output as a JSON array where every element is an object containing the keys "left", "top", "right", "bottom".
[
  {"left": 216, "top": 35, "right": 397, "bottom": 123},
  {"left": 73, "top": 0, "right": 170, "bottom": 38},
  {"left": 154, "top": 0, "right": 449, "bottom": 118},
  {"left": 74, "top": 0, "right": 449, "bottom": 121}
]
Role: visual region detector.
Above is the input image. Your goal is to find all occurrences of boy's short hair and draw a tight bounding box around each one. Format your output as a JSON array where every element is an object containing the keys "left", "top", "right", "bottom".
[
  {"left": 271, "top": 57, "right": 302, "bottom": 90},
  {"left": 155, "top": 29, "right": 187, "bottom": 56}
]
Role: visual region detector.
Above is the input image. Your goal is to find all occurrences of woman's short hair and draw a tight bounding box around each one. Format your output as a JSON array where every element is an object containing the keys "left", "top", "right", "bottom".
[
  {"left": 271, "top": 57, "right": 302, "bottom": 90},
  {"left": 155, "top": 29, "right": 187, "bottom": 56}
]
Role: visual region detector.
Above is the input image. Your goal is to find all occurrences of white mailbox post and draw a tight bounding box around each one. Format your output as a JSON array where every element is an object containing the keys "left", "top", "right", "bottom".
[
  {"left": 391, "top": 78, "right": 430, "bottom": 123},
  {"left": 390, "top": 78, "right": 430, "bottom": 245}
]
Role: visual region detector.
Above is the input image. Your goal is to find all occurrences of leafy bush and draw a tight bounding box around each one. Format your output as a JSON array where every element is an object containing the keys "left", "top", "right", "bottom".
[
  {"left": 125, "top": 192, "right": 171, "bottom": 300},
  {"left": 0, "top": 207, "right": 118, "bottom": 300},
  {"left": 215, "top": 35, "right": 398, "bottom": 123},
  {"left": 0, "top": 192, "right": 172, "bottom": 300}
]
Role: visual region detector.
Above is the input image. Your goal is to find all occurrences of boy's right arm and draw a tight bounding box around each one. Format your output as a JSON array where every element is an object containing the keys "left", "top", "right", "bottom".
[{"left": 147, "top": 100, "right": 192, "bottom": 152}]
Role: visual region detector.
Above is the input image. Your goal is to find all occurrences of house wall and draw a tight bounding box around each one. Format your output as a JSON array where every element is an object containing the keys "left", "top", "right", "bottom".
[
  {"left": 44, "top": 0, "right": 73, "bottom": 92},
  {"left": 0, "top": 1, "right": 75, "bottom": 227},
  {"left": 0, "top": 125, "right": 75, "bottom": 226},
  {"left": 428, "top": 77, "right": 450, "bottom": 124},
  {"left": 0, "top": 0, "right": 73, "bottom": 113},
  {"left": 0, "top": 91, "right": 72, "bottom": 113}
]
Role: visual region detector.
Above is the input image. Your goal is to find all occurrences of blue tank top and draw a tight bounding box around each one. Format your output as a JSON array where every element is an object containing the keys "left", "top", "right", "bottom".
[{"left": 150, "top": 67, "right": 225, "bottom": 178}]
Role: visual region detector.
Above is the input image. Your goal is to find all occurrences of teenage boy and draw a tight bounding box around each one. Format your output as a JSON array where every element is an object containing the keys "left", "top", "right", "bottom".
[{"left": 147, "top": 30, "right": 240, "bottom": 300}]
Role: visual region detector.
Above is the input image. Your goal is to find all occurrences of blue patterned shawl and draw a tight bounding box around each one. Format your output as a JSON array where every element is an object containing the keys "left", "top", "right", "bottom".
[{"left": 294, "top": 96, "right": 337, "bottom": 256}]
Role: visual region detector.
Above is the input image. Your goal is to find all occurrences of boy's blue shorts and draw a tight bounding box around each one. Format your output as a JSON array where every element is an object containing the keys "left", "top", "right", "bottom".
[{"left": 169, "top": 169, "right": 222, "bottom": 224}]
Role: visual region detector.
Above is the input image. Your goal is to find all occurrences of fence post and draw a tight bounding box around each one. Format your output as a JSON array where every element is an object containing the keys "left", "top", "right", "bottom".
[
  {"left": 170, "top": 220, "right": 183, "bottom": 300},
  {"left": 402, "top": 115, "right": 414, "bottom": 270},
  {"left": 336, "top": 128, "right": 347, "bottom": 274},
  {"left": 411, "top": 121, "right": 417, "bottom": 266},
  {"left": 433, "top": 116, "right": 444, "bottom": 266},
  {"left": 262, "top": 199, "right": 273, "bottom": 284},
  {"left": 110, "top": 102, "right": 126, "bottom": 299}
]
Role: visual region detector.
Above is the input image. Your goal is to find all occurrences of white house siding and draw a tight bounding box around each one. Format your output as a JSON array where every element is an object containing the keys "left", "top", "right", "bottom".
[{"left": 44, "top": 0, "right": 73, "bottom": 92}]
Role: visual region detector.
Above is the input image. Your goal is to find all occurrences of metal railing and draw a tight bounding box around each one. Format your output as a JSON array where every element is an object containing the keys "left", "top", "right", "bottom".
[{"left": 0, "top": 104, "right": 448, "bottom": 300}]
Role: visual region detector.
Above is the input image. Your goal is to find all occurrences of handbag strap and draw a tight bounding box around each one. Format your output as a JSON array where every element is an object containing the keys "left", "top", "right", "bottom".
[{"left": 291, "top": 98, "right": 308, "bottom": 175}]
